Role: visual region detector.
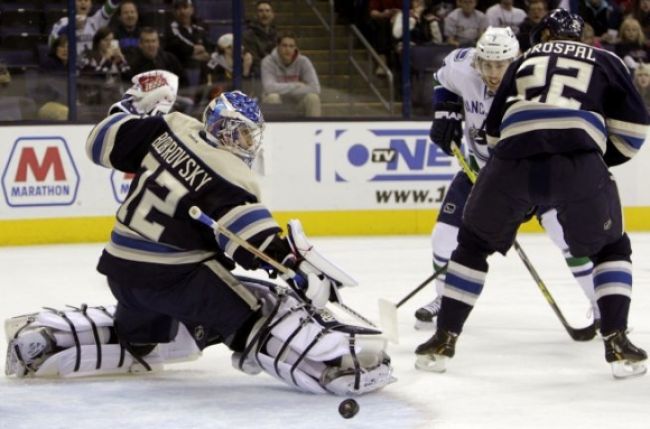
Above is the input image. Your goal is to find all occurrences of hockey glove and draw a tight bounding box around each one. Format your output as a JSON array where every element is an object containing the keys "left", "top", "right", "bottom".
[
  {"left": 109, "top": 70, "right": 179, "bottom": 116},
  {"left": 430, "top": 101, "right": 463, "bottom": 155}
]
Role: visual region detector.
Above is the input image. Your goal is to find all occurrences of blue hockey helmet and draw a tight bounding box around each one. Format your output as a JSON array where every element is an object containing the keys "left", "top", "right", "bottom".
[
  {"left": 202, "top": 90, "right": 265, "bottom": 165},
  {"left": 529, "top": 8, "right": 584, "bottom": 46}
]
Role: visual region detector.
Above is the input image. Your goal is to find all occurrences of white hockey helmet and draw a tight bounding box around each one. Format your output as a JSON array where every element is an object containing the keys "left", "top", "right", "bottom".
[
  {"left": 475, "top": 26, "right": 519, "bottom": 61},
  {"left": 202, "top": 90, "right": 265, "bottom": 166}
]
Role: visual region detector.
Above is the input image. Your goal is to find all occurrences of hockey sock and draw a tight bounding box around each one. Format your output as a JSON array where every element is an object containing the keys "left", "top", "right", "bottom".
[
  {"left": 598, "top": 295, "right": 630, "bottom": 335},
  {"left": 565, "top": 255, "right": 599, "bottom": 318},
  {"left": 437, "top": 297, "right": 473, "bottom": 334}
]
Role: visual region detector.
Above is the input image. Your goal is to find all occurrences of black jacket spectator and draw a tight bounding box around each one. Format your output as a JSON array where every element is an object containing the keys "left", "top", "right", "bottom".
[
  {"left": 243, "top": 1, "right": 278, "bottom": 77},
  {"left": 164, "top": 0, "right": 213, "bottom": 71},
  {"left": 128, "top": 28, "right": 187, "bottom": 86}
]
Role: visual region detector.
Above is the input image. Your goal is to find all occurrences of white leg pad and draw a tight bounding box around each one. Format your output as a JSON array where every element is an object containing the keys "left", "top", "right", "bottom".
[
  {"left": 5, "top": 305, "right": 201, "bottom": 378},
  {"left": 233, "top": 281, "right": 394, "bottom": 396}
]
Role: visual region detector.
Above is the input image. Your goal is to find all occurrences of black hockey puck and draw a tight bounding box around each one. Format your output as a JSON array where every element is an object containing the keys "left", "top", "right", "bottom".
[{"left": 338, "top": 398, "right": 359, "bottom": 419}]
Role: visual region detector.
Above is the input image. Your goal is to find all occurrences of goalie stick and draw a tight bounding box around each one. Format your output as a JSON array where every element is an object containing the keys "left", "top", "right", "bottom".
[
  {"left": 188, "top": 206, "right": 379, "bottom": 329},
  {"left": 378, "top": 264, "right": 448, "bottom": 344},
  {"left": 450, "top": 143, "right": 597, "bottom": 342}
]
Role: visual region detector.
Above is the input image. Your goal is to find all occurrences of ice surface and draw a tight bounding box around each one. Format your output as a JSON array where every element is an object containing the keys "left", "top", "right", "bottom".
[{"left": 1, "top": 234, "right": 649, "bottom": 429}]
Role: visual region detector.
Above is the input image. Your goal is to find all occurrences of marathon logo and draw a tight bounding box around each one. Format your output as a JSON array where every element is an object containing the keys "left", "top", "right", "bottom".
[
  {"left": 110, "top": 170, "right": 134, "bottom": 203},
  {"left": 2, "top": 137, "right": 79, "bottom": 207},
  {"left": 316, "top": 128, "right": 455, "bottom": 183}
]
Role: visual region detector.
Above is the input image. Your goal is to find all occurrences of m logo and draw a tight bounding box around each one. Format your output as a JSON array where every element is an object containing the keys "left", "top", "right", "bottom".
[
  {"left": 110, "top": 170, "right": 134, "bottom": 203},
  {"left": 2, "top": 137, "right": 80, "bottom": 207}
]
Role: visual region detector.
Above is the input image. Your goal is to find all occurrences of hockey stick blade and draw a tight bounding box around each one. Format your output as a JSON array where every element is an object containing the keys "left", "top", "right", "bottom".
[
  {"left": 567, "top": 322, "right": 598, "bottom": 341},
  {"left": 378, "top": 267, "right": 447, "bottom": 344}
]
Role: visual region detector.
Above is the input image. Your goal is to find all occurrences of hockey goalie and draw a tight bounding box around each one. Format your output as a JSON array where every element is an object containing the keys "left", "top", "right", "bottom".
[{"left": 4, "top": 71, "right": 393, "bottom": 396}]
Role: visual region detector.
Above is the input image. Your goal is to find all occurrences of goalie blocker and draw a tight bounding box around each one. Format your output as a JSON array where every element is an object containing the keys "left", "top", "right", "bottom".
[{"left": 5, "top": 277, "right": 393, "bottom": 396}]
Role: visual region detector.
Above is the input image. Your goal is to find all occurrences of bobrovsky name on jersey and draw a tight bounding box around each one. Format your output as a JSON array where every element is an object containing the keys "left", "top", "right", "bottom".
[
  {"left": 2, "top": 137, "right": 80, "bottom": 207},
  {"left": 315, "top": 128, "right": 455, "bottom": 183}
]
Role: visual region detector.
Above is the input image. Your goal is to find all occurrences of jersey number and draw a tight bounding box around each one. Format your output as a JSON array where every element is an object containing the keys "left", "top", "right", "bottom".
[
  {"left": 118, "top": 154, "right": 189, "bottom": 241},
  {"left": 515, "top": 56, "right": 594, "bottom": 109}
]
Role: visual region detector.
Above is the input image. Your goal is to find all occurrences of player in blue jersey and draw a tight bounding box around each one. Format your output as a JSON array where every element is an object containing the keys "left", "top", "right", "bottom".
[
  {"left": 415, "top": 10, "right": 649, "bottom": 378},
  {"left": 4, "top": 71, "right": 392, "bottom": 396},
  {"left": 414, "top": 26, "right": 600, "bottom": 331}
]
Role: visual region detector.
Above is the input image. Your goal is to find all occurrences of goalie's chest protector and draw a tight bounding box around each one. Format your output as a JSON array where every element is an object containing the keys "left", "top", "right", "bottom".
[{"left": 436, "top": 47, "right": 493, "bottom": 167}]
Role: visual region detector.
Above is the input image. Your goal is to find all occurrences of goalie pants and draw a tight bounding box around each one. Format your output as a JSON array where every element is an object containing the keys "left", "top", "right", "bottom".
[
  {"left": 107, "top": 260, "right": 261, "bottom": 351},
  {"left": 438, "top": 151, "right": 631, "bottom": 335}
]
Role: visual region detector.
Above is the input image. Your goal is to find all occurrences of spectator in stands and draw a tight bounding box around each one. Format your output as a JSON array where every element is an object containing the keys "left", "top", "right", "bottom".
[
  {"left": 631, "top": 0, "right": 650, "bottom": 39},
  {"left": 392, "top": 0, "right": 444, "bottom": 46},
  {"left": 35, "top": 35, "right": 70, "bottom": 120},
  {"left": 205, "top": 33, "right": 253, "bottom": 84},
  {"left": 517, "top": 0, "right": 547, "bottom": 51},
  {"left": 128, "top": 27, "right": 187, "bottom": 87},
  {"left": 615, "top": 17, "right": 650, "bottom": 70},
  {"left": 112, "top": 0, "right": 141, "bottom": 63},
  {"left": 49, "top": 0, "right": 121, "bottom": 63},
  {"left": 79, "top": 26, "right": 131, "bottom": 106},
  {"left": 202, "top": 33, "right": 253, "bottom": 100},
  {"left": 581, "top": 22, "right": 603, "bottom": 47},
  {"left": 366, "top": 0, "right": 402, "bottom": 75},
  {"left": 579, "top": 0, "right": 623, "bottom": 43},
  {"left": 244, "top": 1, "right": 278, "bottom": 77},
  {"left": 633, "top": 63, "right": 650, "bottom": 113},
  {"left": 164, "top": 0, "right": 212, "bottom": 79},
  {"left": 444, "top": 0, "right": 488, "bottom": 47},
  {"left": 261, "top": 31, "right": 321, "bottom": 117},
  {"left": 485, "top": 0, "right": 527, "bottom": 34}
]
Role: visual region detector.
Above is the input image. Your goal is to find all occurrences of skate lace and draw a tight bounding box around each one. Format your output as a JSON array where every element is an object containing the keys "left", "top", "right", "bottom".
[{"left": 423, "top": 296, "right": 442, "bottom": 313}]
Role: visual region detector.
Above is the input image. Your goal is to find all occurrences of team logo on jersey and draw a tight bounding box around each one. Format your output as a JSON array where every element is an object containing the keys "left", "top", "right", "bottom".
[
  {"left": 442, "top": 202, "right": 457, "bottom": 214},
  {"left": 2, "top": 136, "right": 80, "bottom": 207},
  {"left": 316, "top": 128, "right": 455, "bottom": 183},
  {"left": 110, "top": 170, "right": 134, "bottom": 203}
]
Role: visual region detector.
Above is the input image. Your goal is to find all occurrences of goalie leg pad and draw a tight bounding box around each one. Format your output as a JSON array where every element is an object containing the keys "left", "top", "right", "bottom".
[
  {"left": 232, "top": 278, "right": 394, "bottom": 395},
  {"left": 5, "top": 305, "right": 201, "bottom": 378}
]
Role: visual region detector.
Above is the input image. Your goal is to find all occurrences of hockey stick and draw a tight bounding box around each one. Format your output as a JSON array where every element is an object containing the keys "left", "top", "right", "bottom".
[
  {"left": 450, "top": 144, "right": 597, "bottom": 341},
  {"left": 188, "top": 206, "right": 379, "bottom": 329},
  {"left": 378, "top": 264, "right": 448, "bottom": 344}
]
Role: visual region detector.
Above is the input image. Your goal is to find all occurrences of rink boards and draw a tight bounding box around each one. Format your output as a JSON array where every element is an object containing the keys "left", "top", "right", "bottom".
[{"left": 1, "top": 122, "right": 649, "bottom": 245}]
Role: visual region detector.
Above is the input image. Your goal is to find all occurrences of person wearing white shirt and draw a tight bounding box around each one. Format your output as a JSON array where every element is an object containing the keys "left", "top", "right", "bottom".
[{"left": 485, "top": 0, "right": 527, "bottom": 34}]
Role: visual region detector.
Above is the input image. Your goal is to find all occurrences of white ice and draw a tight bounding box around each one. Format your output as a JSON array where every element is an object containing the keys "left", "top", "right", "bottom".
[{"left": 1, "top": 233, "right": 649, "bottom": 429}]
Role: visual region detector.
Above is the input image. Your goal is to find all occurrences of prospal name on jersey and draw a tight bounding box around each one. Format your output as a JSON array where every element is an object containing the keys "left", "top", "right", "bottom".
[
  {"left": 151, "top": 132, "right": 213, "bottom": 192},
  {"left": 527, "top": 41, "right": 596, "bottom": 62}
]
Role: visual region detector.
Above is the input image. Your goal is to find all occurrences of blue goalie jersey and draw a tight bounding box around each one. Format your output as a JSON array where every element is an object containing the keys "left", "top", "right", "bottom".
[
  {"left": 86, "top": 112, "right": 283, "bottom": 288},
  {"left": 486, "top": 40, "right": 650, "bottom": 164}
]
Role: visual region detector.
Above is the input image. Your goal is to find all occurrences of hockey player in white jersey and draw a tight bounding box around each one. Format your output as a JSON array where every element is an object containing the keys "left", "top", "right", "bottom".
[
  {"left": 4, "top": 71, "right": 393, "bottom": 396},
  {"left": 49, "top": 0, "right": 121, "bottom": 60},
  {"left": 414, "top": 26, "right": 600, "bottom": 331}
]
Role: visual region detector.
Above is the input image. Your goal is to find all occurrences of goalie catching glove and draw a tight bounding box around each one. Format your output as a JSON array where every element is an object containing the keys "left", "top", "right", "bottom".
[
  {"left": 430, "top": 100, "right": 463, "bottom": 155},
  {"left": 280, "top": 220, "right": 358, "bottom": 308},
  {"left": 109, "top": 70, "right": 179, "bottom": 116}
]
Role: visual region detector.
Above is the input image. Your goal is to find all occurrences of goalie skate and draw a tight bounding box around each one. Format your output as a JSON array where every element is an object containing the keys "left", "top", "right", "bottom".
[
  {"left": 414, "top": 329, "right": 458, "bottom": 373},
  {"left": 604, "top": 331, "right": 647, "bottom": 379},
  {"left": 6, "top": 327, "right": 56, "bottom": 377}
]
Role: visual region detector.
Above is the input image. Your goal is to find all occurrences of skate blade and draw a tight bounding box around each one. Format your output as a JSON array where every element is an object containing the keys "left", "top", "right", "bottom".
[
  {"left": 611, "top": 360, "right": 647, "bottom": 379},
  {"left": 414, "top": 319, "right": 436, "bottom": 331},
  {"left": 415, "top": 354, "right": 448, "bottom": 373}
]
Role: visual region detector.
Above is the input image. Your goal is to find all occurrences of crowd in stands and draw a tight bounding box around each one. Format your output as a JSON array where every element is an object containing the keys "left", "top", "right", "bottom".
[
  {"left": 0, "top": 0, "right": 321, "bottom": 120},
  {"left": 2, "top": 0, "right": 650, "bottom": 121}
]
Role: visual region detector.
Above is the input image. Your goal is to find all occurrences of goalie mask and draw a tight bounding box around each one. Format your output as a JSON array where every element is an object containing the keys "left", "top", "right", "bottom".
[
  {"left": 202, "top": 91, "right": 265, "bottom": 166},
  {"left": 474, "top": 26, "right": 519, "bottom": 94}
]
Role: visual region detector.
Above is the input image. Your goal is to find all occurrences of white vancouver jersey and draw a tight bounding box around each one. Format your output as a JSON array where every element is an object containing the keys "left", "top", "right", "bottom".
[{"left": 434, "top": 47, "right": 492, "bottom": 168}]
